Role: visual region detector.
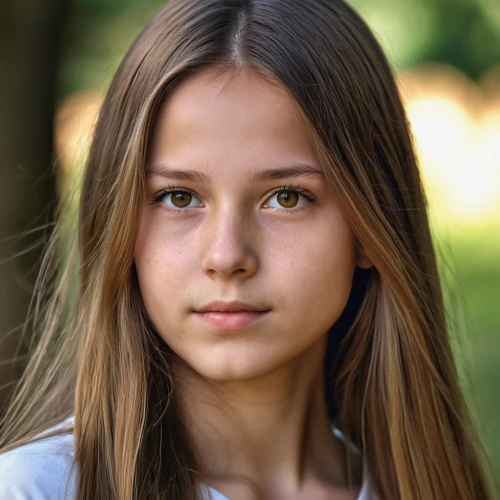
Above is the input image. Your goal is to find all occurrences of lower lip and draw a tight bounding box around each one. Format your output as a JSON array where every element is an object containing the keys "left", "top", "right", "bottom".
[{"left": 195, "top": 311, "right": 270, "bottom": 330}]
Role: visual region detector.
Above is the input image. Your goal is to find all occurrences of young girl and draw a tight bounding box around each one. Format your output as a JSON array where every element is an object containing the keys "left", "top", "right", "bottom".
[{"left": 0, "top": 0, "right": 496, "bottom": 499}]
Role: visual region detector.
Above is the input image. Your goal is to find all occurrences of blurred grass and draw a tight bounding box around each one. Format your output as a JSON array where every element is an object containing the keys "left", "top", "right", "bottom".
[{"left": 434, "top": 220, "right": 500, "bottom": 481}]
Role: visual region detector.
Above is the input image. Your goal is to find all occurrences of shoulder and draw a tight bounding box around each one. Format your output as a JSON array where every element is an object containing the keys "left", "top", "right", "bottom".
[{"left": 0, "top": 416, "right": 78, "bottom": 500}]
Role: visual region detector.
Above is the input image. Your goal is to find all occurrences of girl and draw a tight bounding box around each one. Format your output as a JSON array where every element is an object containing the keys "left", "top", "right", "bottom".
[{"left": 0, "top": 0, "right": 496, "bottom": 499}]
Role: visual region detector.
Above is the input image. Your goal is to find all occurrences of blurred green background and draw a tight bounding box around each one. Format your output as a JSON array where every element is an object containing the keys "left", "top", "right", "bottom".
[{"left": 1, "top": 0, "right": 499, "bottom": 486}]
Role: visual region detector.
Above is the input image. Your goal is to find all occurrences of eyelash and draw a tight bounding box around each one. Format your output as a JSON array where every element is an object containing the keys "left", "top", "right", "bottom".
[{"left": 151, "top": 182, "right": 316, "bottom": 215}]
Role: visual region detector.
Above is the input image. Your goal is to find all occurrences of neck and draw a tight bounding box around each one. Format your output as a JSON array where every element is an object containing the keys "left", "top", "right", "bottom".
[{"left": 172, "top": 336, "right": 353, "bottom": 497}]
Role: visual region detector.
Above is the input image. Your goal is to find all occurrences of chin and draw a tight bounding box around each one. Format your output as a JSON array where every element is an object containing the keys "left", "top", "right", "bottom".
[
  {"left": 195, "top": 360, "right": 274, "bottom": 383},
  {"left": 180, "top": 348, "right": 285, "bottom": 383},
  {"left": 168, "top": 335, "right": 322, "bottom": 384}
]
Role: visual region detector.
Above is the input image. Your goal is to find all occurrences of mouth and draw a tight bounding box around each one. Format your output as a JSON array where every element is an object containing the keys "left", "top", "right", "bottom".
[
  {"left": 193, "top": 300, "right": 271, "bottom": 330},
  {"left": 193, "top": 310, "right": 270, "bottom": 330},
  {"left": 195, "top": 300, "right": 270, "bottom": 313}
]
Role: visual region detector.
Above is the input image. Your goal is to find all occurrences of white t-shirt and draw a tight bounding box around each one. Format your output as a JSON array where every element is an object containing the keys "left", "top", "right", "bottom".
[{"left": 0, "top": 415, "right": 374, "bottom": 499}]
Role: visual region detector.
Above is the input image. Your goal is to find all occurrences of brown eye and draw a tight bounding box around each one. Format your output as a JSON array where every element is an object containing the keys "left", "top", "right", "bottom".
[
  {"left": 170, "top": 191, "right": 192, "bottom": 208},
  {"left": 277, "top": 190, "right": 299, "bottom": 208},
  {"left": 160, "top": 190, "right": 202, "bottom": 210},
  {"left": 265, "top": 187, "right": 313, "bottom": 212}
]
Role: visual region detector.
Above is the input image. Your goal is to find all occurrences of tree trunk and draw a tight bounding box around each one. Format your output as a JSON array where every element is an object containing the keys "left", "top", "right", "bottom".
[{"left": 0, "top": 0, "right": 71, "bottom": 413}]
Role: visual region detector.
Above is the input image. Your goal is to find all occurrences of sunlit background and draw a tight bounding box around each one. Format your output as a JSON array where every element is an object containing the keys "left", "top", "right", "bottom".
[{"left": 2, "top": 0, "right": 499, "bottom": 484}]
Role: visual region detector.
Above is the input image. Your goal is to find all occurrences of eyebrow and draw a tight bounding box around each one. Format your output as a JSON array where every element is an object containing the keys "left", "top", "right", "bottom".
[{"left": 146, "top": 162, "right": 326, "bottom": 184}]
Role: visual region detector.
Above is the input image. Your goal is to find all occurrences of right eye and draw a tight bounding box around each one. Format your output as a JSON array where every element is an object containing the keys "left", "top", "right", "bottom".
[{"left": 159, "top": 189, "right": 203, "bottom": 211}]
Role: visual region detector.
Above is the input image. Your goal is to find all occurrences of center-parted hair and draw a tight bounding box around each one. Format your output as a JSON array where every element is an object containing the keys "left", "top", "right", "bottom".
[{"left": 0, "top": 1, "right": 496, "bottom": 499}]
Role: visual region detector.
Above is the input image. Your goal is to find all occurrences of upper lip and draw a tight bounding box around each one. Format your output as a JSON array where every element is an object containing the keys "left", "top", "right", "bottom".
[{"left": 196, "top": 300, "right": 270, "bottom": 313}]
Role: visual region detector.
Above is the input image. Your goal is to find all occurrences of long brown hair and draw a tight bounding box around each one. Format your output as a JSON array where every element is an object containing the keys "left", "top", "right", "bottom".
[{"left": 0, "top": 0, "right": 497, "bottom": 498}]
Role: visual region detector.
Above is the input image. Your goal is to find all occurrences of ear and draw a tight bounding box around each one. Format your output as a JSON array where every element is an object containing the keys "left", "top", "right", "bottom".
[{"left": 356, "top": 247, "right": 373, "bottom": 269}]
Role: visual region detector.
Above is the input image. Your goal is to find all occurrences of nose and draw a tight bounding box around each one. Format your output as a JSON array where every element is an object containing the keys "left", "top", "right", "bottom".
[{"left": 200, "top": 208, "right": 258, "bottom": 281}]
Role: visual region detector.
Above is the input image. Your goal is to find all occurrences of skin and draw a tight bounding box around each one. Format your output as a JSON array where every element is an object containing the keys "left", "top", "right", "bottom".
[{"left": 135, "top": 66, "right": 372, "bottom": 500}]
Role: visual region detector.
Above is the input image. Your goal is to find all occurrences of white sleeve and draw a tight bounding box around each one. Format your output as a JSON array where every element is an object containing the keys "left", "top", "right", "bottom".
[{"left": 0, "top": 434, "right": 78, "bottom": 500}]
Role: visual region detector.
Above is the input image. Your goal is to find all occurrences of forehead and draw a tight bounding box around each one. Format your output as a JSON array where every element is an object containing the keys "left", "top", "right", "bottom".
[{"left": 148, "top": 66, "right": 319, "bottom": 168}]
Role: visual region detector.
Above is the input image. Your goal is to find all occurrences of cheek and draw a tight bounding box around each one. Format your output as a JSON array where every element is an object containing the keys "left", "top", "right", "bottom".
[
  {"left": 267, "top": 215, "right": 356, "bottom": 326},
  {"left": 135, "top": 207, "right": 198, "bottom": 273},
  {"left": 134, "top": 210, "right": 197, "bottom": 323}
]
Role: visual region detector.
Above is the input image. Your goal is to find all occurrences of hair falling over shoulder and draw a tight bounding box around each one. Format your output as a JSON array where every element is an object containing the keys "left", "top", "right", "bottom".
[{"left": 0, "top": 1, "right": 497, "bottom": 499}]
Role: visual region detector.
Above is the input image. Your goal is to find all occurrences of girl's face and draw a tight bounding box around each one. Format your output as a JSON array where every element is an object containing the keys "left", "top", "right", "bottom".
[{"left": 135, "top": 67, "right": 371, "bottom": 381}]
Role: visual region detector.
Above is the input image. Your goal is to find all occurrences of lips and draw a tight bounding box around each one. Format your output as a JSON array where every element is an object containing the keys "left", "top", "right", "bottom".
[
  {"left": 194, "top": 300, "right": 271, "bottom": 330},
  {"left": 196, "top": 300, "right": 270, "bottom": 313},
  {"left": 195, "top": 310, "right": 270, "bottom": 330}
]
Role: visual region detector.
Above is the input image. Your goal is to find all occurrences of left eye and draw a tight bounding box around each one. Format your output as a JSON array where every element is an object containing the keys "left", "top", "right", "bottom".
[
  {"left": 266, "top": 189, "right": 307, "bottom": 210},
  {"left": 160, "top": 190, "right": 203, "bottom": 210}
]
